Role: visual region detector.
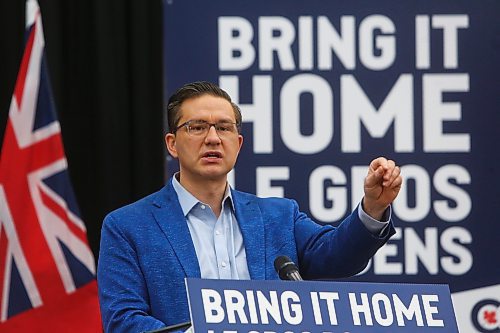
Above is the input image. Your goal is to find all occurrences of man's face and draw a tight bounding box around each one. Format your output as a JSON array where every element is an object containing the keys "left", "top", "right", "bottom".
[{"left": 165, "top": 94, "right": 243, "bottom": 184}]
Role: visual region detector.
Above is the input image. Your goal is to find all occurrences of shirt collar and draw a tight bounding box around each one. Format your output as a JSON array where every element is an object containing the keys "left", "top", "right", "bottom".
[{"left": 172, "top": 173, "right": 235, "bottom": 216}]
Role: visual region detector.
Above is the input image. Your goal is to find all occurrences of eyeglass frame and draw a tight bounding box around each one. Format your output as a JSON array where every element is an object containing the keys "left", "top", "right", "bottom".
[{"left": 172, "top": 119, "right": 241, "bottom": 137}]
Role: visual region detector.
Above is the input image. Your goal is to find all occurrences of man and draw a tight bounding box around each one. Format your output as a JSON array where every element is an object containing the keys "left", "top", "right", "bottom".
[{"left": 97, "top": 81, "right": 402, "bottom": 332}]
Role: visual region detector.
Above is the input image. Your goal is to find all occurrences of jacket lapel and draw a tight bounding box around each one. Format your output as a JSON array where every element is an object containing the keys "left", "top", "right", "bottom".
[
  {"left": 232, "top": 191, "right": 266, "bottom": 280},
  {"left": 151, "top": 181, "right": 201, "bottom": 278}
]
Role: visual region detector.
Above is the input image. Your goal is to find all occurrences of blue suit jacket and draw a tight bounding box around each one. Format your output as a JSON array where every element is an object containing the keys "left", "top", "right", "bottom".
[{"left": 97, "top": 179, "right": 394, "bottom": 333}]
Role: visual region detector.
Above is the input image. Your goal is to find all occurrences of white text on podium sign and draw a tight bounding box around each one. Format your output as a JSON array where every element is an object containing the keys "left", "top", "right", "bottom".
[{"left": 185, "top": 278, "right": 458, "bottom": 333}]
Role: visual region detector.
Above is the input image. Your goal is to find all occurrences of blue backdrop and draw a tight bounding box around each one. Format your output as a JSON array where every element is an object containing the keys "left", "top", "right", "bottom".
[{"left": 163, "top": 1, "right": 500, "bottom": 332}]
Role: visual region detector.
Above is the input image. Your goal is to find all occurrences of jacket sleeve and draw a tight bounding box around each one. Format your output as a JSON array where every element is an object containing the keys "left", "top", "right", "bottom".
[
  {"left": 292, "top": 201, "right": 395, "bottom": 279},
  {"left": 97, "top": 214, "right": 166, "bottom": 333}
]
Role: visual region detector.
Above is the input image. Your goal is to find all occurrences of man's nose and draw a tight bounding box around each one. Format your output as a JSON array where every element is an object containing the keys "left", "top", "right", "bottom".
[{"left": 205, "top": 125, "right": 221, "bottom": 143}]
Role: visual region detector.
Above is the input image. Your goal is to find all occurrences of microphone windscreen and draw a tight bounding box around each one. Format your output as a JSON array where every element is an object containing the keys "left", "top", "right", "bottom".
[{"left": 274, "top": 255, "right": 299, "bottom": 280}]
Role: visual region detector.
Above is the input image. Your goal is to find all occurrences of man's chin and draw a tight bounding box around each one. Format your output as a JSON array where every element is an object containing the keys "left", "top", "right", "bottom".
[{"left": 199, "top": 167, "right": 230, "bottom": 181}]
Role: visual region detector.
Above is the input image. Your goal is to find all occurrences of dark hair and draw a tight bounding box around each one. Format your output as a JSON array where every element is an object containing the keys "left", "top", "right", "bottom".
[{"left": 166, "top": 81, "right": 242, "bottom": 133}]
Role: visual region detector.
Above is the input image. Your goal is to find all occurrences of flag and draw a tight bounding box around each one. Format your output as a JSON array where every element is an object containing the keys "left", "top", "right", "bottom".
[{"left": 0, "top": 0, "right": 101, "bottom": 331}]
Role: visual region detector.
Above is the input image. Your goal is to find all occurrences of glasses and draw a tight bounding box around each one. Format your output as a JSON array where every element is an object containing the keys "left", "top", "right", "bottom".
[{"left": 173, "top": 120, "right": 240, "bottom": 137}]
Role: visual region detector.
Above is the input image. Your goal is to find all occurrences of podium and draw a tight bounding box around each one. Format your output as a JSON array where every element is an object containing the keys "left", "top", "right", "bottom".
[{"left": 184, "top": 278, "right": 459, "bottom": 332}]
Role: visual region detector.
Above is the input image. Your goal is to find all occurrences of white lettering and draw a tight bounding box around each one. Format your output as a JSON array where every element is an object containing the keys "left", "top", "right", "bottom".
[
  {"left": 259, "top": 17, "right": 296, "bottom": 70},
  {"left": 359, "top": 15, "right": 396, "bottom": 70},
  {"left": 220, "top": 75, "right": 273, "bottom": 153},
  {"left": 433, "top": 165, "right": 471, "bottom": 222},
  {"left": 310, "top": 292, "right": 323, "bottom": 325},
  {"left": 309, "top": 166, "right": 347, "bottom": 222},
  {"left": 432, "top": 15, "right": 469, "bottom": 69},
  {"left": 298, "top": 16, "right": 313, "bottom": 70},
  {"left": 246, "top": 290, "right": 259, "bottom": 324},
  {"left": 393, "top": 294, "right": 425, "bottom": 326},
  {"left": 393, "top": 165, "right": 431, "bottom": 222},
  {"left": 256, "top": 166, "right": 290, "bottom": 198},
  {"left": 281, "top": 291, "right": 303, "bottom": 325},
  {"left": 405, "top": 228, "right": 439, "bottom": 275},
  {"left": 341, "top": 74, "right": 414, "bottom": 152},
  {"left": 349, "top": 293, "right": 373, "bottom": 326},
  {"left": 218, "top": 17, "right": 255, "bottom": 70},
  {"left": 423, "top": 74, "right": 470, "bottom": 152},
  {"left": 415, "top": 15, "right": 430, "bottom": 69},
  {"left": 422, "top": 295, "right": 444, "bottom": 327},
  {"left": 318, "top": 16, "right": 356, "bottom": 70},
  {"left": 280, "top": 74, "right": 333, "bottom": 154},
  {"left": 372, "top": 293, "right": 394, "bottom": 326},
  {"left": 257, "top": 290, "right": 282, "bottom": 324},
  {"left": 224, "top": 290, "right": 248, "bottom": 324},
  {"left": 202, "top": 289, "right": 225, "bottom": 323},
  {"left": 440, "top": 227, "right": 473, "bottom": 275},
  {"left": 374, "top": 228, "right": 403, "bottom": 275}
]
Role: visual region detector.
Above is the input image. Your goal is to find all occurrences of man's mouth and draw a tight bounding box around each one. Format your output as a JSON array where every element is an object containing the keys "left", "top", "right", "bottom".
[{"left": 203, "top": 152, "right": 222, "bottom": 159}]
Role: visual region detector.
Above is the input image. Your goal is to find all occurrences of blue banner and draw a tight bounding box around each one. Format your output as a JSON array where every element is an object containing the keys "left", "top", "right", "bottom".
[
  {"left": 186, "top": 278, "right": 458, "bottom": 332},
  {"left": 163, "top": 2, "right": 500, "bottom": 332}
]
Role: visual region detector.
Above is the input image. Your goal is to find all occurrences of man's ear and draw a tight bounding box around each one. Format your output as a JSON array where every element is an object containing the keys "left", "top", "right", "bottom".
[
  {"left": 165, "top": 133, "right": 178, "bottom": 158},
  {"left": 238, "top": 134, "right": 243, "bottom": 151}
]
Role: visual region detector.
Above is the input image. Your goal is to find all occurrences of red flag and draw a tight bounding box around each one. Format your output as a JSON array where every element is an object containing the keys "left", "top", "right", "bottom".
[{"left": 0, "top": 0, "right": 101, "bottom": 331}]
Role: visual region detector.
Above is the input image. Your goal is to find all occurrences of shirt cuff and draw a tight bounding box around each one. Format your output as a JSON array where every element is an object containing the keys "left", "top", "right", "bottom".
[{"left": 358, "top": 199, "right": 391, "bottom": 236}]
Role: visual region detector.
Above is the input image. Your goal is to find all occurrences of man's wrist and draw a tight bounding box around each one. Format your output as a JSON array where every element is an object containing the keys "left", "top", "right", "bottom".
[
  {"left": 362, "top": 198, "right": 386, "bottom": 221},
  {"left": 358, "top": 200, "right": 391, "bottom": 236}
]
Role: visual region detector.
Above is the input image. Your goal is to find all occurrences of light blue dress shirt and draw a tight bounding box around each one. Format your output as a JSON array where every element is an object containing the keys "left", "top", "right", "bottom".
[
  {"left": 172, "top": 176, "right": 250, "bottom": 279},
  {"left": 172, "top": 174, "right": 389, "bottom": 280}
]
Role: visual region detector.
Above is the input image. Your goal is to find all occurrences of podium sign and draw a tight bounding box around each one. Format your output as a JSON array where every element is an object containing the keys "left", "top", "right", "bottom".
[{"left": 185, "top": 278, "right": 458, "bottom": 333}]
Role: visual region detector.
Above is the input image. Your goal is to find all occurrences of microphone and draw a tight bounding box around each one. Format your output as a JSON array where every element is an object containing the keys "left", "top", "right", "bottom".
[{"left": 274, "top": 255, "right": 303, "bottom": 281}]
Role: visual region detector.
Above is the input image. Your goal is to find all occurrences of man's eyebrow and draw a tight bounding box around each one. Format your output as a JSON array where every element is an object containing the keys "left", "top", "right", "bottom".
[{"left": 194, "top": 118, "right": 235, "bottom": 123}]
